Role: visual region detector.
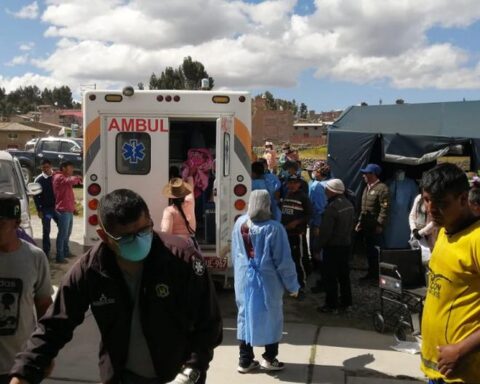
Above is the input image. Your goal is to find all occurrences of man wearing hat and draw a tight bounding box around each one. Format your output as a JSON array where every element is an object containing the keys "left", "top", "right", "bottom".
[
  {"left": 315, "top": 179, "right": 355, "bottom": 312},
  {"left": 0, "top": 193, "right": 53, "bottom": 383},
  {"left": 355, "top": 163, "right": 390, "bottom": 281},
  {"left": 278, "top": 143, "right": 299, "bottom": 170},
  {"left": 281, "top": 174, "right": 312, "bottom": 298}
]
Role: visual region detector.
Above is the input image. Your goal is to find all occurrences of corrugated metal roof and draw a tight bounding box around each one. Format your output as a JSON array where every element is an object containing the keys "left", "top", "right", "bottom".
[
  {"left": 0, "top": 122, "right": 44, "bottom": 133},
  {"left": 332, "top": 100, "right": 480, "bottom": 138}
]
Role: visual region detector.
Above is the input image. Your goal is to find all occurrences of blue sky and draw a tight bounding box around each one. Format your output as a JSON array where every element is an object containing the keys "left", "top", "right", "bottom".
[{"left": 1, "top": 0, "right": 480, "bottom": 112}]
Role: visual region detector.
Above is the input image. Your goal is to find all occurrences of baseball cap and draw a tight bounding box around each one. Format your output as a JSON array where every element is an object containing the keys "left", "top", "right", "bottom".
[
  {"left": 326, "top": 179, "right": 345, "bottom": 194},
  {"left": 360, "top": 163, "right": 382, "bottom": 175},
  {"left": 0, "top": 193, "right": 21, "bottom": 220}
]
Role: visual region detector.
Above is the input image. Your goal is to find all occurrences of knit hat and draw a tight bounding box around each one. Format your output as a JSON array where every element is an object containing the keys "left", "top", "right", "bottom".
[
  {"left": 0, "top": 193, "right": 21, "bottom": 220},
  {"left": 247, "top": 190, "right": 271, "bottom": 222},
  {"left": 162, "top": 178, "right": 193, "bottom": 199},
  {"left": 325, "top": 179, "right": 345, "bottom": 194}
]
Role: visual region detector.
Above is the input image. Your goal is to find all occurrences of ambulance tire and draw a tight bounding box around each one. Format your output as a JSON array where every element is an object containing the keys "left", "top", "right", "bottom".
[{"left": 372, "top": 312, "right": 385, "bottom": 333}]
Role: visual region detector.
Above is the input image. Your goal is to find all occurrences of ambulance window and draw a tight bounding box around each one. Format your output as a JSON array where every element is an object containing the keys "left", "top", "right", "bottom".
[
  {"left": 116, "top": 133, "right": 151, "bottom": 175},
  {"left": 223, "top": 133, "right": 230, "bottom": 177}
]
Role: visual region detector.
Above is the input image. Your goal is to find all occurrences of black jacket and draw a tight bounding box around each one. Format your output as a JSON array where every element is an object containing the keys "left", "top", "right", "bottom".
[
  {"left": 33, "top": 174, "right": 56, "bottom": 211},
  {"left": 10, "top": 232, "right": 222, "bottom": 384},
  {"left": 317, "top": 194, "right": 355, "bottom": 247}
]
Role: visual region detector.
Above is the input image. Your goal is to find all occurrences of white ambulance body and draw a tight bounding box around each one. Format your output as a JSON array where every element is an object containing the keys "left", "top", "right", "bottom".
[{"left": 83, "top": 90, "right": 252, "bottom": 286}]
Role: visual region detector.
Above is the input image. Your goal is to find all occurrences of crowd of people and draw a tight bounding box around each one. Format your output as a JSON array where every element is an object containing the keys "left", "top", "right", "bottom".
[{"left": 1, "top": 140, "right": 480, "bottom": 384}]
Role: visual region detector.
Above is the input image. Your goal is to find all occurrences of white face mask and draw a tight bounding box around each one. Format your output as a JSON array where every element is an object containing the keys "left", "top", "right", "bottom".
[{"left": 396, "top": 170, "right": 405, "bottom": 181}]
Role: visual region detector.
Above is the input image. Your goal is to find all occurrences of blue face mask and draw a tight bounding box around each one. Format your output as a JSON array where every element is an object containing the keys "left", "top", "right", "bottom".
[{"left": 117, "top": 231, "right": 153, "bottom": 262}]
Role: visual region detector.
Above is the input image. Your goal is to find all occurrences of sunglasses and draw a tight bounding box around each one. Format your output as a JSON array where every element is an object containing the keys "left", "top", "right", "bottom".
[{"left": 102, "top": 220, "right": 154, "bottom": 245}]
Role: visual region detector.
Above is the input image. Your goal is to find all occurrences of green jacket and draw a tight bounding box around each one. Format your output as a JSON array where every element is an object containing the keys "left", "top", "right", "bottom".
[{"left": 358, "top": 181, "right": 390, "bottom": 233}]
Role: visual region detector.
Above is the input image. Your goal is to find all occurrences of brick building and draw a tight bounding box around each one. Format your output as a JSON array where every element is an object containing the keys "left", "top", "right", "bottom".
[{"left": 252, "top": 97, "right": 293, "bottom": 146}]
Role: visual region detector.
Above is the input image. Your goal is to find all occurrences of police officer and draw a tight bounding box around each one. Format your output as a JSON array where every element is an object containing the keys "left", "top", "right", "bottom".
[
  {"left": 10, "top": 189, "right": 222, "bottom": 384},
  {"left": 355, "top": 164, "right": 390, "bottom": 281}
]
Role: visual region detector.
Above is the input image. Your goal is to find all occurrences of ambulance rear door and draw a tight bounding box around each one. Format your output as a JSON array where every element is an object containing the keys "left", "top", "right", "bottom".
[
  {"left": 103, "top": 115, "right": 169, "bottom": 231},
  {"left": 214, "top": 116, "right": 233, "bottom": 271}
]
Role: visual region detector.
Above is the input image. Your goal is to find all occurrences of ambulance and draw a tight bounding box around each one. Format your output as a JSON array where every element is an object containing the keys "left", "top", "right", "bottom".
[{"left": 83, "top": 88, "right": 252, "bottom": 286}]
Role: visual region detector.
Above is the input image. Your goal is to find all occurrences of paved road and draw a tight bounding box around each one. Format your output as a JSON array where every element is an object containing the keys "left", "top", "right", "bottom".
[{"left": 30, "top": 215, "right": 425, "bottom": 383}]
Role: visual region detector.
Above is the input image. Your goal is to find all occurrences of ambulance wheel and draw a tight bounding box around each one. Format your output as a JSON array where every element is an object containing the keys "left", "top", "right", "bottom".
[
  {"left": 394, "top": 321, "right": 411, "bottom": 341},
  {"left": 373, "top": 312, "right": 385, "bottom": 333}
]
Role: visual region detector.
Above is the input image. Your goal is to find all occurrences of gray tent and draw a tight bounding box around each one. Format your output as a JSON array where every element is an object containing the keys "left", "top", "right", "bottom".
[{"left": 327, "top": 100, "right": 480, "bottom": 199}]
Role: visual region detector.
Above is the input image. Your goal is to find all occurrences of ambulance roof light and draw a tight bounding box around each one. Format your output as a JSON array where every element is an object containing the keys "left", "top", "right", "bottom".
[{"left": 122, "top": 86, "right": 134, "bottom": 97}]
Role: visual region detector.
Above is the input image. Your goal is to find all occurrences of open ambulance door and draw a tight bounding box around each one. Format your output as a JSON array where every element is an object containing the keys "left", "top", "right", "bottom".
[
  {"left": 103, "top": 116, "right": 170, "bottom": 232},
  {"left": 214, "top": 116, "right": 233, "bottom": 280}
]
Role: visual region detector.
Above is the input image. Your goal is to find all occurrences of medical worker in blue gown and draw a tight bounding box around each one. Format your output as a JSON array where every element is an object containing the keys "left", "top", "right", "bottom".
[
  {"left": 232, "top": 190, "right": 300, "bottom": 374},
  {"left": 383, "top": 169, "right": 418, "bottom": 248},
  {"left": 251, "top": 161, "right": 282, "bottom": 221}
]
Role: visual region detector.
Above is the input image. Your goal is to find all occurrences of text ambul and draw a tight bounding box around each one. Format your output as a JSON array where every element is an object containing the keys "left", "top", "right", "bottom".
[{"left": 108, "top": 118, "right": 168, "bottom": 132}]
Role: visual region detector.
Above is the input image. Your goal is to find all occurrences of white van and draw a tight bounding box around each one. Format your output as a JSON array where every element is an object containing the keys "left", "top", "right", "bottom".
[
  {"left": 83, "top": 89, "right": 252, "bottom": 286},
  {"left": 0, "top": 151, "right": 40, "bottom": 237}
]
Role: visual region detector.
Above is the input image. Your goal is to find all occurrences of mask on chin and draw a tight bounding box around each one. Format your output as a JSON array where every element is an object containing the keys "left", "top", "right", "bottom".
[{"left": 117, "top": 232, "right": 153, "bottom": 262}]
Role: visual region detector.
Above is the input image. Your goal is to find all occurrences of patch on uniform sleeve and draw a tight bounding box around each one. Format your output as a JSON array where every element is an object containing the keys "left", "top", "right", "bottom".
[{"left": 192, "top": 256, "right": 206, "bottom": 276}]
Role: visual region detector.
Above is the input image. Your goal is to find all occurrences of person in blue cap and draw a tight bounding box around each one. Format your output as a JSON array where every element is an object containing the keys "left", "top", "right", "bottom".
[{"left": 355, "top": 163, "right": 390, "bottom": 281}]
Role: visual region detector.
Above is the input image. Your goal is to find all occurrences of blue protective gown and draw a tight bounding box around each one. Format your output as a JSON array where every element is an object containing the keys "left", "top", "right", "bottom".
[
  {"left": 309, "top": 180, "right": 327, "bottom": 227},
  {"left": 252, "top": 178, "right": 281, "bottom": 221},
  {"left": 232, "top": 215, "right": 300, "bottom": 346},
  {"left": 384, "top": 177, "right": 418, "bottom": 248}
]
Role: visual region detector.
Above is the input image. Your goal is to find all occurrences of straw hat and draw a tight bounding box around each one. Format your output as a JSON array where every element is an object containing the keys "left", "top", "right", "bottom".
[{"left": 162, "top": 178, "right": 193, "bottom": 199}]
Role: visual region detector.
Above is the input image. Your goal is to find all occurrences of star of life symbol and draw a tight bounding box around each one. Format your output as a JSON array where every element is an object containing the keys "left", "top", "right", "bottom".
[
  {"left": 122, "top": 139, "right": 145, "bottom": 164},
  {"left": 193, "top": 259, "right": 205, "bottom": 276}
]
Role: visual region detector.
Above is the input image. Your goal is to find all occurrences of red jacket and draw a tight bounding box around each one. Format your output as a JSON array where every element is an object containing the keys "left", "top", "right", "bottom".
[{"left": 52, "top": 172, "right": 82, "bottom": 212}]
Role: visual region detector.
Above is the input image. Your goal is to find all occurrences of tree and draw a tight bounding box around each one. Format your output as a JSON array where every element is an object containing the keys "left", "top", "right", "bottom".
[
  {"left": 299, "top": 102, "right": 308, "bottom": 119},
  {"left": 137, "top": 82, "right": 144, "bottom": 90},
  {"left": 148, "top": 56, "right": 214, "bottom": 90},
  {"left": 52, "top": 86, "right": 73, "bottom": 108}
]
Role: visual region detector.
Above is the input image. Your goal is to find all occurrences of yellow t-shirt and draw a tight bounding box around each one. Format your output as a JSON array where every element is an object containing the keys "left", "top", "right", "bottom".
[{"left": 421, "top": 220, "right": 480, "bottom": 383}]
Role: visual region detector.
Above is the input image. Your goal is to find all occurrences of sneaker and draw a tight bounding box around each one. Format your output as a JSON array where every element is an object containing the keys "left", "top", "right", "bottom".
[
  {"left": 260, "top": 358, "right": 285, "bottom": 371},
  {"left": 237, "top": 360, "right": 260, "bottom": 374}
]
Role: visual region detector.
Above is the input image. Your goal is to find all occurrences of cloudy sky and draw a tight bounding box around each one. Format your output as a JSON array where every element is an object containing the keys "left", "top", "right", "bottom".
[{"left": 1, "top": 0, "right": 480, "bottom": 111}]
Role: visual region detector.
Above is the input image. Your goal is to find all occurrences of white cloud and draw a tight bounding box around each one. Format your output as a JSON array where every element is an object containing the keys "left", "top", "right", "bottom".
[
  {"left": 5, "top": 55, "right": 29, "bottom": 67},
  {"left": 19, "top": 42, "right": 35, "bottom": 51},
  {"left": 0, "top": 73, "right": 62, "bottom": 93},
  {"left": 7, "top": 1, "right": 39, "bottom": 19},
  {"left": 3, "top": 0, "right": 480, "bottom": 93}
]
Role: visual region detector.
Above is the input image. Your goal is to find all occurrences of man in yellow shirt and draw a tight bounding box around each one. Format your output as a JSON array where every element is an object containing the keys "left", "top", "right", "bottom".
[{"left": 421, "top": 163, "right": 480, "bottom": 383}]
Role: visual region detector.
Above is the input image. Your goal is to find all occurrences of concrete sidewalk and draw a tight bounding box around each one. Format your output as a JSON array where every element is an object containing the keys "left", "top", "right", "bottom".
[{"left": 43, "top": 313, "right": 425, "bottom": 384}]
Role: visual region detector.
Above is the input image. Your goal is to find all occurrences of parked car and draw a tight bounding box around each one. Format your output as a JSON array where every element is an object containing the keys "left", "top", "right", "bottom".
[
  {"left": 0, "top": 150, "right": 42, "bottom": 237},
  {"left": 8, "top": 137, "right": 83, "bottom": 182}
]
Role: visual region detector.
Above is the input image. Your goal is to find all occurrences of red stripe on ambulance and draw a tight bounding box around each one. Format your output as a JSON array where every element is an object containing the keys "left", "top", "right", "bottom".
[{"left": 108, "top": 118, "right": 168, "bottom": 132}]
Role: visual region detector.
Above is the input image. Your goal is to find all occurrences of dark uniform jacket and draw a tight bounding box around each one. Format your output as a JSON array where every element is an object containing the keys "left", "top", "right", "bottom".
[
  {"left": 358, "top": 181, "right": 390, "bottom": 233},
  {"left": 10, "top": 232, "right": 223, "bottom": 384},
  {"left": 317, "top": 194, "right": 355, "bottom": 248}
]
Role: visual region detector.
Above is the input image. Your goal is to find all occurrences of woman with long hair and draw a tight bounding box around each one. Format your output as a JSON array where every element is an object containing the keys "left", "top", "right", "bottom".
[{"left": 160, "top": 177, "right": 197, "bottom": 246}]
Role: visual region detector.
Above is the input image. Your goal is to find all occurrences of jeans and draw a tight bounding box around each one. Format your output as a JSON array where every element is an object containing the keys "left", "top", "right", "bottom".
[
  {"left": 41, "top": 207, "right": 58, "bottom": 257},
  {"left": 56, "top": 211, "right": 73, "bottom": 261},
  {"left": 323, "top": 246, "right": 352, "bottom": 308},
  {"left": 239, "top": 340, "right": 278, "bottom": 366}
]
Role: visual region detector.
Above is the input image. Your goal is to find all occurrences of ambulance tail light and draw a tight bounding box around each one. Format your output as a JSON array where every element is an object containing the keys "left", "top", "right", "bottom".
[
  {"left": 234, "top": 199, "right": 246, "bottom": 211},
  {"left": 88, "top": 198, "right": 99, "bottom": 210},
  {"left": 212, "top": 96, "right": 230, "bottom": 104},
  {"left": 88, "top": 183, "right": 101, "bottom": 196},
  {"left": 233, "top": 184, "right": 247, "bottom": 197},
  {"left": 88, "top": 214, "right": 99, "bottom": 226}
]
